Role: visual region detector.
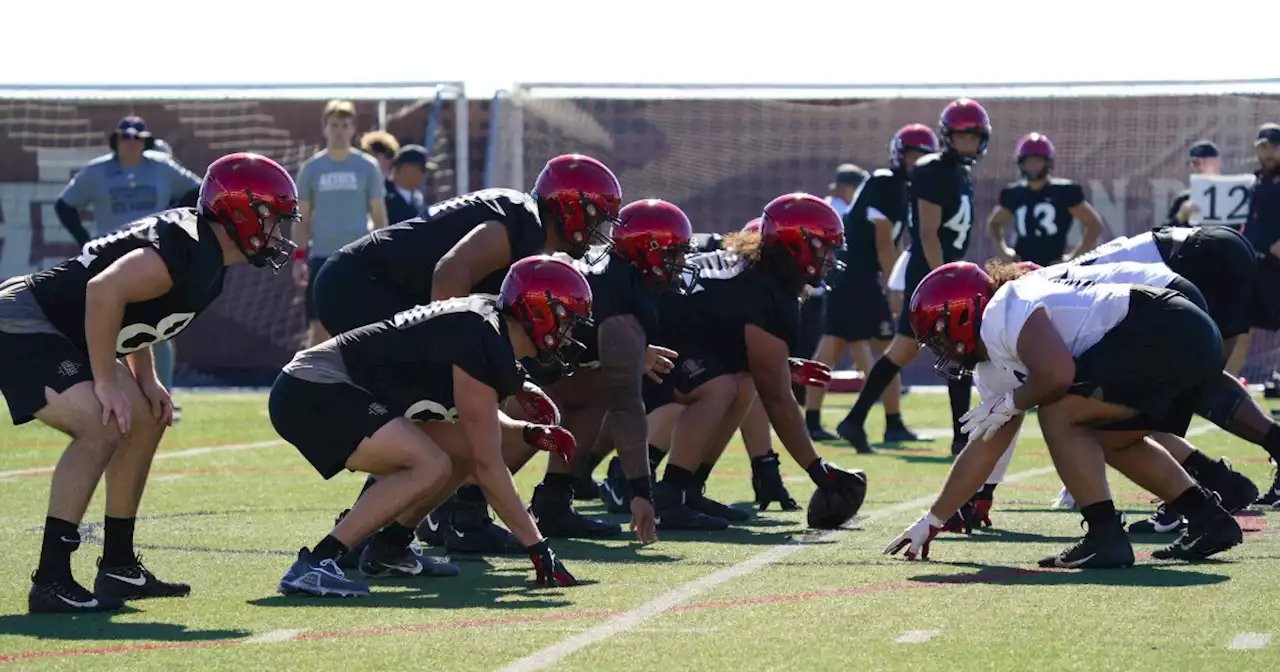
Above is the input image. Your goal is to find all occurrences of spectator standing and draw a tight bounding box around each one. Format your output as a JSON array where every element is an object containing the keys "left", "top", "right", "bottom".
[
  {"left": 360, "top": 130, "right": 400, "bottom": 180},
  {"left": 293, "top": 100, "right": 388, "bottom": 347},
  {"left": 1165, "top": 140, "right": 1222, "bottom": 227},
  {"left": 1247, "top": 124, "right": 1280, "bottom": 505},
  {"left": 384, "top": 144, "right": 432, "bottom": 224}
]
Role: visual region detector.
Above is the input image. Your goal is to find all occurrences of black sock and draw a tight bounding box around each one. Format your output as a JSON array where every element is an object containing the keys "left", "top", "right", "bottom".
[
  {"left": 648, "top": 444, "right": 667, "bottom": 472},
  {"left": 456, "top": 484, "right": 486, "bottom": 504},
  {"left": 792, "top": 383, "right": 807, "bottom": 406},
  {"left": 948, "top": 376, "right": 972, "bottom": 438},
  {"left": 805, "top": 409, "right": 822, "bottom": 429},
  {"left": 842, "top": 357, "right": 900, "bottom": 426},
  {"left": 694, "top": 462, "right": 714, "bottom": 486},
  {"left": 1264, "top": 426, "right": 1280, "bottom": 463},
  {"left": 1171, "top": 485, "right": 1214, "bottom": 516},
  {"left": 36, "top": 517, "right": 80, "bottom": 581},
  {"left": 885, "top": 412, "right": 905, "bottom": 430},
  {"left": 312, "top": 535, "right": 348, "bottom": 562},
  {"left": 1180, "top": 449, "right": 1216, "bottom": 482},
  {"left": 977, "top": 483, "right": 998, "bottom": 501},
  {"left": 663, "top": 465, "right": 696, "bottom": 492},
  {"left": 1079, "top": 500, "right": 1117, "bottom": 527},
  {"left": 543, "top": 472, "right": 575, "bottom": 494},
  {"left": 374, "top": 522, "right": 416, "bottom": 549},
  {"left": 102, "top": 516, "right": 137, "bottom": 567}
]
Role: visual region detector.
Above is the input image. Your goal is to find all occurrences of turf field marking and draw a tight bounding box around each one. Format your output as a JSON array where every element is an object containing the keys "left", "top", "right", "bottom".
[
  {"left": 894, "top": 630, "right": 943, "bottom": 644},
  {"left": 1228, "top": 632, "right": 1272, "bottom": 650},
  {"left": 497, "top": 464, "right": 1060, "bottom": 672},
  {"left": 244, "top": 629, "right": 307, "bottom": 644},
  {"left": 0, "top": 439, "right": 284, "bottom": 479}
]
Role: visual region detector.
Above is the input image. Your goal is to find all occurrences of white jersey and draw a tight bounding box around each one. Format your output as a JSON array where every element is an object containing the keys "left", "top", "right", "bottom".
[
  {"left": 1030, "top": 259, "right": 1178, "bottom": 289},
  {"left": 825, "top": 195, "right": 852, "bottom": 218},
  {"left": 977, "top": 275, "right": 1132, "bottom": 398},
  {"left": 1071, "top": 231, "right": 1165, "bottom": 266}
]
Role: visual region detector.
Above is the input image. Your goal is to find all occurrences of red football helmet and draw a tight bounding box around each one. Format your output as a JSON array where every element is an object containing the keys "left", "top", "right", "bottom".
[
  {"left": 500, "top": 255, "right": 594, "bottom": 374},
  {"left": 532, "top": 154, "right": 623, "bottom": 259},
  {"left": 909, "top": 261, "right": 993, "bottom": 378},
  {"left": 890, "top": 124, "right": 941, "bottom": 170},
  {"left": 760, "top": 193, "right": 845, "bottom": 286},
  {"left": 742, "top": 217, "right": 762, "bottom": 233},
  {"left": 613, "top": 199, "right": 695, "bottom": 290},
  {"left": 198, "top": 153, "right": 299, "bottom": 271},
  {"left": 939, "top": 99, "right": 992, "bottom": 165},
  {"left": 1016, "top": 132, "right": 1055, "bottom": 180}
]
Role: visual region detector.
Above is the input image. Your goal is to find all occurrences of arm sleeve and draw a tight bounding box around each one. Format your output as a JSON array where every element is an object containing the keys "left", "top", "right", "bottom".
[{"left": 54, "top": 199, "right": 91, "bottom": 245}]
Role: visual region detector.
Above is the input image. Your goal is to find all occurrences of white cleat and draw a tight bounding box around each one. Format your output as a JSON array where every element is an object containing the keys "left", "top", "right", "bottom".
[{"left": 1051, "top": 487, "right": 1077, "bottom": 510}]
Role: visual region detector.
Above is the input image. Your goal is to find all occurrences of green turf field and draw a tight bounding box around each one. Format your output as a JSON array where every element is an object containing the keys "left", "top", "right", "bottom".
[{"left": 1, "top": 390, "right": 1278, "bottom": 670}]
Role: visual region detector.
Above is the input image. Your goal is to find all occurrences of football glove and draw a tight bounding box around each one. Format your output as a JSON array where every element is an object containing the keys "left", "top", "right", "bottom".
[
  {"left": 883, "top": 512, "right": 947, "bottom": 561},
  {"left": 527, "top": 539, "right": 577, "bottom": 587},
  {"left": 806, "top": 459, "right": 867, "bottom": 494},
  {"left": 523, "top": 424, "right": 575, "bottom": 463},
  {"left": 788, "top": 358, "right": 832, "bottom": 388},
  {"left": 972, "top": 498, "right": 993, "bottom": 529},
  {"left": 960, "top": 392, "right": 1021, "bottom": 442},
  {"left": 942, "top": 501, "right": 975, "bottom": 534},
  {"left": 516, "top": 381, "right": 561, "bottom": 426}
]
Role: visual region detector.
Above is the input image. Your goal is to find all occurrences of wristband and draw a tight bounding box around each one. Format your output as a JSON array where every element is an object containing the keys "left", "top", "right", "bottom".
[
  {"left": 628, "top": 476, "right": 652, "bottom": 501},
  {"left": 292, "top": 249, "right": 306, "bottom": 261}
]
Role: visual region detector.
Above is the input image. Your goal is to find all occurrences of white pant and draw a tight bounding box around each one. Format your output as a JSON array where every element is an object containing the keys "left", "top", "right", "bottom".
[{"left": 887, "top": 250, "right": 910, "bottom": 292}]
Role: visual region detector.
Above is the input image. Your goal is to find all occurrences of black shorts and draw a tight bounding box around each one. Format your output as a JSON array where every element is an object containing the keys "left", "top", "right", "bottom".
[
  {"left": 1162, "top": 226, "right": 1257, "bottom": 339},
  {"left": 1252, "top": 255, "right": 1280, "bottom": 331},
  {"left": 268, "top": 372, "right": 399, "bottom": 479},
  {"left": 312, "top": 253, "right": 417, "bottom": 336},
  {"left": 795, "top": 293, "right": 825, "bottom": 358},
  {"left": 1069, "top": 287, "right": 1222, "bottom": 436},
  {"left": 0, "top": 330, "right": 94, "bottom": 425},
  {"left": 895, "top": 268, "right": 927, "bottom": 339},
  {"left": 825, "top": 273, "right": 894, "bottom": 342},
  {"left": 642, "top": 342, "right": 731, "bottom": 412}
]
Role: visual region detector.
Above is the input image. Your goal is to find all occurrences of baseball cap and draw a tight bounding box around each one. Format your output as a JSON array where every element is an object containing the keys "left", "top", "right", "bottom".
[
  {"left": 1256, "top": 123, "right": 1280, "bottom": 146},
  {"left": 392, "top": 144, "right": 432, "bottom": 168},
  {"left": 115, "top": 115, "right": 152, "bottom": 140},
  {"left": 831, "top": 163, "right": 866, "bottom": 189},
  {"left": 1188, "top": 140, "right": 1219, "bottom": 159}
]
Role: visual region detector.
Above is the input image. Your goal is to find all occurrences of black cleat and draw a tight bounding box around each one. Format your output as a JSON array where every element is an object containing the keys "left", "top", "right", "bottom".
[
  {"left": 1152, "top": 497, "right": 1243, "bottom": 561},
  {"left": 950, "top": 434, "right": 969, "bottom": 456},
  {"left": 1252, "top": 460, "right": 1280, "bottom": 510},
  {"left": 94, "top": 555, "right": 190, "bottom": 600},
  {"left": 751, "top": 452, "right": 799, "bottom": 511},
  {"left": 1038, "top": 515, "right": 1135, "bottom": 569},
  {"left": 416, "top": 497, "right": 455, "bottom": 547},
  {"left": 808, "top": 425, "right": 838, "bottom": 441},
  {"left": 29, "top": 573, "right": 123, "bottom": 614},
  {"left": 1127, "top": 502, "right": 1186, "bottom": 534},
  {"left": 529, "top": 483, "right": 622, "bottom": 538},
  {"left": 654, "top": 482, "right": 728, "bottom": 531},
  {"left": 447, "top": 500, "right": 523, "bottom": 555},
  {"left": 359, "top": 540, "right": 459, "bottom": 578},
  {"left": 1187, "top": 457, "right": 1258, "bottom": 514},
  {"left": 572, "top": 476, "right": 601, "bottom": 502},
  {"left": 688, "top": 490, "right": 752, "bottom": 522},
  {"left": 883, "top": 425, "right": 922, "bottom": 443},
  {"left": 599, "top": 457, "right": 632, "bottom": 514},
  {"left": 836, "top": 418, "right": 876, "bottom": 454}
]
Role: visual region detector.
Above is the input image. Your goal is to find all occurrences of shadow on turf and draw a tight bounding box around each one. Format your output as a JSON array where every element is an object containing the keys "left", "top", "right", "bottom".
[
  {"left": 908, "top": 562, "right": 1231, "bottom": 588},
  {"left": 935, "top": 529, "right": 1082, "bottom": 545},
  {"left": 1, "top": 607, "right": 250, "bottom": 641},
  {"left": 247, "top": 569, "right": 584, "bottom": 610}
]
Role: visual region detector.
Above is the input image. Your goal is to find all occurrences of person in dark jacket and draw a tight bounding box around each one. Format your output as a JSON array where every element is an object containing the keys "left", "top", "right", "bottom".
[{"left": 384, "top": 144, "right": 432, "bottom": 225}]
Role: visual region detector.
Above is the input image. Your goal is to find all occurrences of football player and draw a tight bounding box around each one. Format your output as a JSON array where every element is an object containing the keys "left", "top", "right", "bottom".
[
  {"left": 986, "top": 133, "right": 1103, "bottom": 267},
  {"left": 0, "top": 153, "right": 298, "bottom": 613},
  {"left": 806, "top": 123, "right": 939, "bottom": 446},
  {"left": 885, "top": 261, "right": 1242, "bottom": 567},
  {"left": 272, "top": 256, "right": 586, "bottom": 596},
  {"left": 527, "top": 199, "right": 694, "bottom": 543},
  {"left": 315, "top": 154, "right": 622, "bottom": 557},
  {"left": 639, "top": 193, "right": 867, "bottom": 530},
  {"left": 836, "top": 99, "right": 990, "bottom": 455}
]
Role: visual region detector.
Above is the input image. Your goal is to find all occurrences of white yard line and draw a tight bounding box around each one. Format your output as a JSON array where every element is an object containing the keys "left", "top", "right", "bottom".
[
  {"left": 1227, "top": 632, "right": 1272, "bottom": 650},
  {"left": 498, "top": 464, "right": 1061, "bottom": 672},
  {"left": 0, "top": 439, "right": 284, "bottom": 479},
  {"left": 894, "top": 630, "right": 943, "bottom": 644}
]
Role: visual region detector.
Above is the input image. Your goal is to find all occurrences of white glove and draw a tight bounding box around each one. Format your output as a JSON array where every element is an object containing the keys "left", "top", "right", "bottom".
[
  {"left": 960, "top": 392, "right": 1022, "bottom": 442},
  {"left": 883, "top": 512, "right": 947, "bottom": 561}
]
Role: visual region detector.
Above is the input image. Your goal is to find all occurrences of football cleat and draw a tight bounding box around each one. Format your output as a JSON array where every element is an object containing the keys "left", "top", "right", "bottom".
[
  {"left": 416, "top": 497, "right": 455, "bottom": 547},
  {"left": 29, "top": 573, "right": 123, "bottom": 614},
  {"left": 883, "top": 424, "right": 921, "bottom": 443},
  {"left": 359, "top": 540, "right": 459, "bottom": 578},
  {"left": 808, "top": 425, "right": 839, "bottom": 441},
  {"left": 599, "top": 457, "right": 633, "bottom": 514},
  {"left": 1152, "top": 496, "right": 1243, "bottom": 561},
  {"left": 1051, "top": 487, "right": 1077, "bottom": 510},
  {"left": 333, "top": 508, "right": 373, "bottom": 568},
  {"left": 94, "top": 555, "right": 191, "bottom": 600},
  {"left": 654, "top": 481, "right": 729, "bottom": 531},
  {"left": 1127, "top": 502, "right": 1186, "bottom": 534},
  {"left": 572, "top": 475, "right": 601, "bottom": 502},
  {"left": 835, "top": 418, "right": 876, "bottom": 454},
  {"left": 1188, "top": 457, "right": 1258, "bottom": 514},
  {"left": 447, "top": 501, "right": 524, "bottom": 555},
  {"left": 1037, "top": 515, "right": 1135, "bottom": 569},
  {"left": 529, "top": 483, "right": 622, "bottom": 538},
  {"left": 278, "top": 548, "right": 370, "bottom": 597},
  {"left": 1253, "top": 460, "right": 1280, "bottom": 509}
]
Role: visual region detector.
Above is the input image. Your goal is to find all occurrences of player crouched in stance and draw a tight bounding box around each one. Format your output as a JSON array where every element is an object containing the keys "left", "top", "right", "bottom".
[
  {"left": 271, "top": 256, "right": 587, "bottom": 596},
  {"left": 885, "top": 261, "right": 1242, "bottom": 568},
  {"left": 0, "top": 153, "right": 298, "bottom": 613}
]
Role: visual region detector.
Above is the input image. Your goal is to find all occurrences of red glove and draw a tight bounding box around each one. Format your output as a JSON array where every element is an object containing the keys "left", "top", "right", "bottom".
[
  {"left": 788, "top": 358, "right": 831, "bottom": 388},
  {"left": 523, "top": 424, "right": 575, "bottom": 463},
  {"left": 942, "top": 501, "right": 975, "bottom": 534},
  {"left": 527, "top": 539, "right": 577, "bottom": 587},
  {"left": 516, "top": 381, "right": 561, "bottom": 425},
  {"left": 972, "top": 498, "right": 993, "bottom": 529}
]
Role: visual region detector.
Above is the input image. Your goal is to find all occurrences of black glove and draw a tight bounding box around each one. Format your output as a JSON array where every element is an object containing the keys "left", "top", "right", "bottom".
[
  {"left": 806, "top": 459, "right": 867, "bottom": 494},
  {"left": 527, "top": 539, "right": 577, "bottom": 587}
]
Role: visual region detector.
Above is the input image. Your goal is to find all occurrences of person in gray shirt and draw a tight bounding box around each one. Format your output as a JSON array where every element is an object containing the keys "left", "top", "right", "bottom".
[
  {"left": 292, "top": 100, "right": 388, "bottom": 346},
  {"left": 54, "top": 116, "right": 201, "bottom": 245}
]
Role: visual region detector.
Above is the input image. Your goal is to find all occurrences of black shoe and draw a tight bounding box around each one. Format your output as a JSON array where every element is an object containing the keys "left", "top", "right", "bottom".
[
  {"left": 416, "top": 497, "right": 455, "bottom": 547},
  {"left": 529, "top": 483, "right": 622, "bottom": 538},
  {"left": 599, "top": 457, "right": 632, "bottom": 514},
  {"left": 883, "top": 424, "right": 922, "bottom": 443},
  {"left": 950, "top": 435, "right": 969, "bottom": 456},
  {"left": 30, "top": 573, "right": 124, "bottom": 613},
  {"left": 1127, "top": 502, "right": 1186, "bottom": 534},
  {"left": 751, "top": 452, "right": 799, "bottom": 511},
  {"left": 359, "top": 540, "right": 459, "bottom": 578},
  {"left": 1253, "top": 461, "right": 1280, "bottom": 510},
  {"left": 447, "top": 500, "right": 523, "bottom": 555},
  {"left": 333, "top": 508, "right": 372, "bottom": 569},
  {"left": 654, "top": 482, "right": 728, "bottom": 531},
  {"left": 1188, "top": 457, "right": 1258, "bottom": 514},
  {"left": 688, "top": 490, "right": 752, "bottom": 522},
  {"left": 572, "top": 476, "right": 601, "bottom": 502},
  {"left": 1152, "top": 498, "right": 1243, "bottom": 561},
  {"left": 808, "top": 425, "right": 838, "bottom": 441},
  {"left": 836, "top": 417, "right": 876, "bottom": 454},
  {"left": 1037, "top": 515, "right": 1135, "bottom": 569},
  {"left": 94, "top": 555, "right": 190, "bottom": 600}
]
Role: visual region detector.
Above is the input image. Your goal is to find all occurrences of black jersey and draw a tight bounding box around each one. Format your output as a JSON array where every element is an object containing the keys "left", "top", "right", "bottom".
[
  {"left": 334, "top": 296, "right": 524, "bottom": 421},
  {"left": 654, "top": 249, "right": 800, "bottom": 373},
  {"left": 905, "top": 152, "right": 975, "bottom": 280},
  {"left": 842, "top": 168, "right": 909, "bottom": 277},
  {"left": 998, "top": 177, "right": 1086, "bottom": 266},
  {"left": 337, "top": 188, "right": 546, "bottom": 303},
  {"left": 570, "top": 250, "right": 660, "bottom": 368},
  {"left": 25, "top": 208, "right": 225, "bottom": 356}
]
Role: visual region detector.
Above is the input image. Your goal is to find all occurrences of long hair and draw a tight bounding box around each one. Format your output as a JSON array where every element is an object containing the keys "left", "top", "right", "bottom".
[
  {"left": 984, "top": 259, "right": 1031, "bottom": 291},
  {"left": 722, "top": 231, "right": 762, "bottom": 263}
]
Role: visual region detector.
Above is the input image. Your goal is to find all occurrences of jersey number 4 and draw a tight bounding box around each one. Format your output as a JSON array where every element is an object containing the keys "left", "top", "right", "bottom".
[
  {"left": 1015, "top": 202, "right": 1058, "bottom": 237},
  {"left": 940, "top": 195, "right": 973, "bottom": 251}
]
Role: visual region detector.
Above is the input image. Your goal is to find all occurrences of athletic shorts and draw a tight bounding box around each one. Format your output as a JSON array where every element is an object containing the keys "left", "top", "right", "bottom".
[
  {"left": 1162, "top": 226, "right": 1257, "bottom": 339},
  {"left": 895, "top": 265, "right": 928, "bottom": 339},
  {"left": 1069, "top": 287, "right": 1222, "bottom": 436},
  {"left": 268, "top": 372, "right": 402, "bottom": 479},
  {"left": 0, "top": 278, "right": 93, "bottom": 425},
  {"left": 641, "top": 342, "right": 731, "bottom": 413},
  {"left": 312, "top": 253, "right": 417, "bottom": 336},
  {"left": 1252, "top": 255, "right": 1280, "bottom": 331},
  {"left": 887, "top": 250, "right": 910, "bottom": 292},
  {"left": 825, "top": 272, "right": 894, "bottom": 342}
]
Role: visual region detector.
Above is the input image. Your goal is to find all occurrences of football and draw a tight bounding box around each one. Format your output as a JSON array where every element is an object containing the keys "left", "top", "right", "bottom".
[{"left": 807, "top": 475, "right": 867, "bottom": 530}]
